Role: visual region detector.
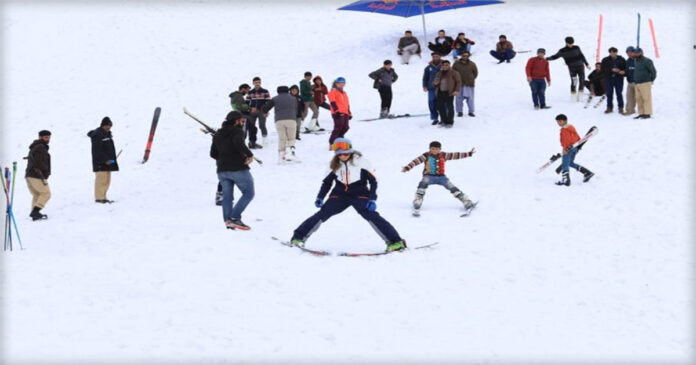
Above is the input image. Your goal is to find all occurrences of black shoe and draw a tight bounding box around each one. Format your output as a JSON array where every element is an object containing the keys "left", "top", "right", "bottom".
[
  {"left": 248, "top": 142, "right": 263, "bottom": 149},
  {"left": 555, "top": 172, "right": 570, "bottom": 186},
  {"left": 635, "top": 114, "right": 651, "bottom": 119},
  {"left": 497, "top": 60, "right": 504, "bottom": 64},
  {"left": 95, "top": 199, "right": 114, "bottom": 204},
  {"left": 444, "top": 124, "right": 453, "bottom": 128},
  {"left": 505, "top": 59, "right": 510, "bottom": 63},
  {"left": 468, "top": 112, "right": 476, "bottom": 117},
  {"left": 457, "top": 112, "right": 464, "bottom": 117},
  {"left": 431, "top": 120, "right": 439, "bottom": 125},
  {"left": 29, "top": 207, "right": 47, "bottom": 221},
  {"left": 578, "top": 166, "right": 595, "bottom": 183},
  {"left": 540, "top": 105, "right": 551, "bottom": 109},
  {"left": 228, "top": 218, "right": 250, "bottom": 231},
  {"left": 296, "top": 135, "right": 301, "bottom": 140}
]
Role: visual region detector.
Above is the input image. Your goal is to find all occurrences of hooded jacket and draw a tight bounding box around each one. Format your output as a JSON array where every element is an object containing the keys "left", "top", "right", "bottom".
[
  {"left": 210, "top": 121, "right": 253, "bottom": 173},
  {"left": 25, "top": 139, "right": 51, "bottom": 179},
  {"left": 87, "top": 127, "right": 119, "bottom": 172}
]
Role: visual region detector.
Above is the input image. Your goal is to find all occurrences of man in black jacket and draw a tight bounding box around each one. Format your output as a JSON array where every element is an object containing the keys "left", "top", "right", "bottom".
[
  {"left": 210, "top": 111, "right": 256, "bottom": 230},
  {"left": 547, "top": 36, "right": 591, "bottom": 99},
  {"left": 87, "top": 117, "right": 119, "bottom": 203},
  {"left": 25, "top": 130, "right": 52, "bottom": 220},
  {"left": 427, "top": 30, "right": 454, "bottom": 57},
  {"left": 600, "top": 47, "right": 627, "bottom": 114}
]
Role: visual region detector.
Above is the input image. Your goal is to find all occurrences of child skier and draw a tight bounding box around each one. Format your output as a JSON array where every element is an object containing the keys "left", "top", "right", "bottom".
[
  {"left": 290, "top": 138, "right": 407, "bottom": 253},
  {"left": 554, "top": 114, "right": 594, "bottom": 186},
  {"left": 401, "top": 141, "right": 476, "bottom": 215}
]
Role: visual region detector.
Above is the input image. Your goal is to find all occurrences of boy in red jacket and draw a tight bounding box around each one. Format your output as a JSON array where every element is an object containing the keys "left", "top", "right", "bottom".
[
  {"left": 555, "top": 114, "right": 594, "bottom": 186},
  {"left": 526, "top": 48, "right": 551, "bottom": 109}
]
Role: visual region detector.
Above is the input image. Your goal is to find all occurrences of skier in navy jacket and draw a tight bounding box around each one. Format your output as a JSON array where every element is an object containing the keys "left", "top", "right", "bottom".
[{"left": 290, "top": 138, "right": 407, "bottom": 253}]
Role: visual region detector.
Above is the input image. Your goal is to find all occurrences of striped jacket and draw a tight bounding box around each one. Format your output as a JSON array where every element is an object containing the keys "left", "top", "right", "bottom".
[
  {"left": 246, "top": 87, "right": 271, "bottom": 109},
  {"left": 403, "top": 151, "right": 473, "bottom": 176}
]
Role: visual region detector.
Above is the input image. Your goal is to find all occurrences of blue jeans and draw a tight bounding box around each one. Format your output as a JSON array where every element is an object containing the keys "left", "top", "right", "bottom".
[
  {"left": 529, "top": 79, "right": 547, "bottom": 107},
  {"left": 427, "top": 88, "right": 438, "bottom": 120},
  {"left": 605, "top": 78, "right": 624, "bottom": 108},
  {"left": 561, "top": 148, "right": 580, "bottom": 173},
  {"left": 217, "top": 170, "right": 255, "bottom": 221},
  {"left": 490, "top": 49, "right": 515, "bottom": 61},
  {"left": 416, "top": 175, "right": 467, "bottom": 204}
]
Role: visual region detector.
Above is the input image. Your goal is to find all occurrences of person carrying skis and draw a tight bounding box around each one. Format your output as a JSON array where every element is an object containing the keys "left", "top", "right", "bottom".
[
  {"left": 210, "top": 111, "right": 256, "bottom": 230},
  {"left": 25, "top": 130, "right": 52, "bottom": 220},
  {"left": 546, "top": 36, "right": 591, "bottom": 99},
  {"left": 525, "top": 48, "right": 551, "bottom": 110},
  {"left": 327, "top": 77, "right": 351, "bottom": 145},
  {"left": 87, "top": 117, "right": 119, "bottom": 204},
  {"left": 261, "top": 86, "right": 300, "bottom": 163},
  {"left": 368, "top": 59, "right": 399, "bottom": 119},
  {"left": 489, "top": 35, "right": 516, "bottom": 63},
  {"left": 422, "top": 52, "right": 443, "bottom": 125},
  {"left": 401, "top": 141, "right": 476, "bottom": 214},
  {"left": 600, "top": 46, "right": 627, "bottom": 114},
  {"left": 290, "top": 138, "right": 407, "bottom": 253},
  {"left": 554, "top": 114, "right": 594, "bottom": 186}
]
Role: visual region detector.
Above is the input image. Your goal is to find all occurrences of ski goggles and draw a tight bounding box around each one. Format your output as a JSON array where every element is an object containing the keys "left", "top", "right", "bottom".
[{"left": 331, "top": 141, "right": 353, "bottom": 155}]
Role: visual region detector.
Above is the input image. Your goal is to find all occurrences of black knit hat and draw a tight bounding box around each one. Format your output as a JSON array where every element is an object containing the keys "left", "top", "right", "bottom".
[
  {"left": 38, "top": 130, "right": 52, "bottom": 137},
  {"left": 226, "top": 111, "right": 244, "bottom": 123},
  {"left": 277, "top": 85, "right": 289, "bottom": 93},
  {"left": 101, "top": 117, "right": 113, "bottom": 126},
  {"left": 429, "top": 141, "right": 442, "bottom": 148}
]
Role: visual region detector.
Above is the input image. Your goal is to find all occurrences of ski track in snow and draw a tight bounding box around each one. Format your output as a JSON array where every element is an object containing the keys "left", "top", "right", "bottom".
[{"left": 1, "top": 1, "right": 694, "bottom": 363}]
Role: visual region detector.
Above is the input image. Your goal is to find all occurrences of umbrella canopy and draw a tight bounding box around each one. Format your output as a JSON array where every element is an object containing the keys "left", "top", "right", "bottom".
[{"left": 338, "top": 0, "right": 505, "bottom": 42}]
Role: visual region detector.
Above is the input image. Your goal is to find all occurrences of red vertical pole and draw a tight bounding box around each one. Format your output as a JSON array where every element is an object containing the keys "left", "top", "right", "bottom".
[
  {"left": 596, "top": 14, "right": 603, "bottom": 63},
  {"left": 649, "top": 18, "right": 660, "bottom": 58}
]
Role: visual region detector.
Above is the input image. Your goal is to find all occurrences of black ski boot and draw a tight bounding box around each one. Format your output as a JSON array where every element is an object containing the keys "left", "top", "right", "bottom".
[
  {"left": 578, "top": 166, "right": 595, "bottom": 183},
  {"left": 555, "top": 172, "right": 570, "bottom": 186},
  {"left": 29, "top": 206, "right": 47, "bottom": 221}
]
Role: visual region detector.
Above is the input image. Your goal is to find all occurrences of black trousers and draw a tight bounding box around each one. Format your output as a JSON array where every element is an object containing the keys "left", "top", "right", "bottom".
[
  {"left": 437, "top": 89, "right": 455, "bottom": 125},
  {"left": 378, "top": 86, "right": 393, "bottom": 109},
  {"left": 569, "top": 65, "right": 586, "bottom": 92}
]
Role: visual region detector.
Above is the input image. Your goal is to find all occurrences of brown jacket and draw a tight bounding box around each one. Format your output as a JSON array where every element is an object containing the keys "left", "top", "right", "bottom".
[
  {"left": 452, "top": 59, "right": 478, "bottom": 87},
  {"left": 433, "top": 69, "right": 462, "bottom": 95},
  {"left": 398, "top": 36, "right": 421, "bottom": 54},
  {"left": 25, "top": 139, "right": 51, "bottom": 179},
  {"left": 496, "top": 40, "right": 514, "bottom": 53}
]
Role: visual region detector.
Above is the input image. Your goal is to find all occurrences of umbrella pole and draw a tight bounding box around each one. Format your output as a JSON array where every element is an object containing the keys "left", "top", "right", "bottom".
[{"left": 421, "top": 3, "right": 427, "bottom": 45}]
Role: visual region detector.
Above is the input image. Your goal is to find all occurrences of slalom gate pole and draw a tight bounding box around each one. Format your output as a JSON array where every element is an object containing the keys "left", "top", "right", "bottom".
[
  {"left": 649, "top": 18, "right": 660, "bottom": 58},
  {"left": 596, "top": 14, "right": 603, "bottom": 63},
  {"left": 9, "top": 162, "right": 22, "bottom": 249},
  {"left": 636, "top": 13, "right": 641, "bottom": 48}
]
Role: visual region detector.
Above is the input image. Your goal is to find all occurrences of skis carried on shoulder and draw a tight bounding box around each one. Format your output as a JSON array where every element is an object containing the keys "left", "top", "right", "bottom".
[{"left": 536, "top": 126, "right": 598, "bottom": 173}]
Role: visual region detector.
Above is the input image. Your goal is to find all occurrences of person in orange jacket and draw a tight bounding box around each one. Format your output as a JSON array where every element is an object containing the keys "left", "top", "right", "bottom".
[
  {"left": 555, "top": 114, "right": 594, "bottom": 186},
  {"left": 327, "top": 77, "right": 352, "bottom": 145}
]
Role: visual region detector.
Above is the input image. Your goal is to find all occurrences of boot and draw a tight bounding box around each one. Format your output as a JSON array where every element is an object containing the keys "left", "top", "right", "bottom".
[
  {"left": 604, "top": 107, "right": 613, "bottom": 114},
  {"left": 618, "top": 107, "right": 624, "bottom": 114},
  {"left": 555, "top": 171, "right": 570, "bottom": 186},
  {"left": 379, "top": 107, "right": 388, "bottom": 119},
  {"left": 578, "top": 166, "right": 595, "bottom": 183},
  {"left": 29, "top": 206, "right": 47, "bottom": 221},
  {"left": 413, "top": 196, "right": 423, "bottom": 210},
  {"left": 386, "top": 240, "right": 407, "bottom": 252}
]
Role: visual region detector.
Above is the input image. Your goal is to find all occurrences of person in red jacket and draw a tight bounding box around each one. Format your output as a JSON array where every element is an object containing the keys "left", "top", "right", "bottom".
[
  {"left": 555, "top": 114, "right": 594, "bottom": 186},
  {"left": 526, "top": 48, "right": 551, "bottom": 109},
  {"left": 327, "top": 77, "right": 352, "bottom": 144}
]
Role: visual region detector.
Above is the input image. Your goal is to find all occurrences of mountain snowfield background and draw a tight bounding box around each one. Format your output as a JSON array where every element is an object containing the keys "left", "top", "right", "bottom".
[{"left": 1, "top": 0, "right": 694, "bottom": 364}]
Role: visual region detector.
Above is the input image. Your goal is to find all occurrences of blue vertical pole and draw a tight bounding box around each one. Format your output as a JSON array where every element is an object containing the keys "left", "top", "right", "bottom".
[{"left": 637, "top": 13, "right": 641, "bottom": 48}]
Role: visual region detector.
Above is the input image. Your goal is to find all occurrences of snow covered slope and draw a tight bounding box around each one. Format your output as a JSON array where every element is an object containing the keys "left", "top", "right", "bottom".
[{"left": 1, "top": 1, "right": 694, "bottom": 363}]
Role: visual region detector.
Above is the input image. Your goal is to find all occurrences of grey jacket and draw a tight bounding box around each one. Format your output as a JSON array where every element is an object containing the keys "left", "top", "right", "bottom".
[
  {"left": 369, "top": 67, "right": 398, "bottom": 89},
  {"left": 261, "top": 92, "right": 298, "bottom": 121}
]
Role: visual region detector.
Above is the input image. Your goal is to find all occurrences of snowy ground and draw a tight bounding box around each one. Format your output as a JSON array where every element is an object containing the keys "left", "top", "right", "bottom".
[{"left": 1, "top": 0, "right": 694, "bottom": 364}]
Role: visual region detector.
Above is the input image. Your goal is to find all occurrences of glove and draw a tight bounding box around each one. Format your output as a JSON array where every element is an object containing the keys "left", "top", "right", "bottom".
[
  {"left": 314, "top": 198, "right": 324, "bottom": 208},
  {"left": 366, "top": 200, "right": 377, "bottom": 211}
]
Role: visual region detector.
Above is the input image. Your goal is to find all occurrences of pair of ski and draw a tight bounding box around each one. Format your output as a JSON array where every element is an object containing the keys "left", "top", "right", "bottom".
[
  {"left": 359, "top": 113, "right": 430, "bottom": 122},
  {"left": 584, "top": 95, "right": 606, "bottom": 109},
  {"left": 271, "top": 237, "right": 439, "bottom": 257},
  {"left": 413, "top": 200, "right": 479, "bottom": 218},
  {"left": 536, "top": 126, "right": 598, "bottom": 173}
]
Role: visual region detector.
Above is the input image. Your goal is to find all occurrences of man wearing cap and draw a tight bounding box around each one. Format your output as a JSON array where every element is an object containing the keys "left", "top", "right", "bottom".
[
  {"left": 87, "top": 117, "right": 119, "bottom": 203},
  {"left": 600, "top": 47, "right": 627, "bottom": 114},
  {"left": 25, "top": 130, "right": 52, "bottom": 220},
  {"left": 546, "top": 36, "right": 591, "bottom": 99},
  {"left": 327, "top": 77, "right": 352, "bottom": 144},
  {"left": 632, "top": 47, "right": 657, "bottom": 119},
  {"left": 623, "top": 46, "right": 637, "bottom": 115},
  {"left": 210, "top": 111, "right": 256, "bottom": 230},
  {"left": 525, "top": 48, "right": 552, "bottom": 110}
]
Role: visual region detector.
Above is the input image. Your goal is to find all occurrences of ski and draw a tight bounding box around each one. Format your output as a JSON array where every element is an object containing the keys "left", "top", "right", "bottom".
[
  {"left": 460, "top": 201, "right": 479, "bottom": 217},
  {"left": 359, "top": 113, "right": 430, "bottom": 122},
  {"left": 272, "top": 236, "right": 330, "bottom": 256},
  {"left": 536, "top": 126, "right": 598, "bottom": 173},
  {"left": 184, "top": 107, "right": 263, "bottom": 165},
  {"left": 302, "top": 129, "right": 331, "bottom": 135},
  {"left": 593, "top": 95, "right": 606, "bottom": 108},
  {"left": 338, "top": 242, "right": 440, "bottom": 257},
  {"left": 141, "top": 106, "right": 161, "bottom": 163}
]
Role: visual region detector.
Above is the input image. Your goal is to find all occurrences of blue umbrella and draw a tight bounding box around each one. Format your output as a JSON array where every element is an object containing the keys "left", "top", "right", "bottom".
[{"left": 338, "top": 0, "right": 505, "bottom": 43}]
